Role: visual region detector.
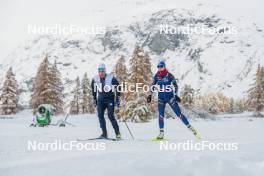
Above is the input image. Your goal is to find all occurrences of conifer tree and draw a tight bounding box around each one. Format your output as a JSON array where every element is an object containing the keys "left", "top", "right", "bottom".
[
  {"left": 30, "top": 56, "right": 64, "bottom": 114},
  {"left": 229, "top": 98, "right": 235, "bottom": 113},
  {"left": 70, "top": 76, "right": 82, "bottom": 114},
  {"left": 81, "top": 73, "right": 94, "bottom": 114},
  {"left": 113, "top": 55, "right": 128, "bottom": 86},
  {"left": 30, "top": 56, "right": 50, "bottom": 111},
  {"left": 113, "top": 56, "right": 128, "bottom": 119},
  {"left": 247, "top": 65, "right": 264, "bottom": 116},
  {"left": 50, "top": 61, "right": 64, "bottom": 113},
  {"left": 195, "top": 93, "right": 230, "bottom": 114},
  {"left": 0, "top": 67, "right": 19, "bottom": 114},
  {"left": 235, "top": 99, "right": 247, "bottom": 113},
  {"left": 181, "top": 84, "right": 195, "bottom": 109},
  {"left": 124, "top": 46, "right": 153, "bottom": 122}
]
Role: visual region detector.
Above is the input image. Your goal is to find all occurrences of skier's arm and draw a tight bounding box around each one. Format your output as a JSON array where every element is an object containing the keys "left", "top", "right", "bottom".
[
  {"left": 91, "top": 79, "right": 97, "bottom": 100},
  {"left": 170, "top": 73, "right": 178, "bottom": 95},
  {"left": 147, "top": 75, "right": 157, "bottom": 103},
  {"left": 170, "top": 73, "right": 181, "bottom": 102},
  {"left": 150, "top": 75, "right": 157, "bottom": 93},
  {"left": 112, "top": 77, "right": 121, "bottom": 98}
]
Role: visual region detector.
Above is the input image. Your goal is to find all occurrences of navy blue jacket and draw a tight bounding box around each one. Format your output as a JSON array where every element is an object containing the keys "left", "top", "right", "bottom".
[{"left": 91, "top": 74, "right": 120, "bottom": 101}]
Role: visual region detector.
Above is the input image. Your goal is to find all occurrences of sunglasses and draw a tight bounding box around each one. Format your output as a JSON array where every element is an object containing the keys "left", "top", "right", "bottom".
[
  {"left": 157, "top": 65, "right": 164, "bottom": 68},
  {"left": 98, "top": 68, "right": 105, "bottom": 72}
]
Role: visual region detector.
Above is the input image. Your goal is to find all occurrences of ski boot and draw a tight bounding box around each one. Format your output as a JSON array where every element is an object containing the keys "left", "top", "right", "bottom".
[
  {"left": 156, "top": 129, "right": 164, "bottom": 140},
  {"left": 99, "top": 132, "right": 108, "bottom": 139},
  {"left": 116, "top": 133, "right": 122, "bottom": 141},
  {"left": 188, "top": 125, "right": 201, "bottom": 139}
]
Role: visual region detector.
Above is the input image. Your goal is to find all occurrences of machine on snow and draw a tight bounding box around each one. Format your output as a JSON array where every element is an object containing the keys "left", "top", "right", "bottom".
[{"left": 30, "top": 104, "right": 71, "bottom": 127}]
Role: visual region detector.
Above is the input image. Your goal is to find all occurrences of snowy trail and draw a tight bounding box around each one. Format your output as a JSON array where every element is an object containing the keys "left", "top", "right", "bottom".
[{"left": 0, "top": 110, "right": 264, "bottom": 176}]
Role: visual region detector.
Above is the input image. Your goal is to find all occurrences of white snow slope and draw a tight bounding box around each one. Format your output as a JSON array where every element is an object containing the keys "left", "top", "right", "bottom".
[
  {"left": 0, "top": 110, "right": 264, "bottom": 176},
  {"left": 1, "top": 0, "right": 264, "bottom": 106}
]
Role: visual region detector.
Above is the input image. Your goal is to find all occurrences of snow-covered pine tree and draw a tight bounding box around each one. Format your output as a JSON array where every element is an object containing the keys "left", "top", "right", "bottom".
[
  {"left": 0, "top": 67, "right": 19, "bottom": 114},
  {"left": 113, "top": 55, "right": 128, "bottom": 119},
  {"left": 235, "top": 98, "right": 247, "bottom": 113},
  {"left": 81, "top": 73, "right": 94, "bottom": 114},
  {"left": 247, "top": 65, "right": 264, "bottom": 116},
  {"left": 207, "top": 94, "right": 219, "bottom": 114},
  {"left": 143, "top": 53, "right": 153, "bottom": 85},
  {"left": 70, "top": 76, "right": 82, "bottom": 114},
  {"left": 113, "top": 55, "right": 128, "bottom": 86},
  {"left": 229, "top": 98, "right": 235, "bottom": 113},
  {"left": 181, "top": 84, "right": 195, "bottom": 109},
  {"left": 30, "top": 56, "right": 64, "bottom": 114},
  {"left": 124, "top": 46, "right": 153, "bottom": 122},
  {"left": 144, "top": 52, "right": 157, "bottom": 113},
  {"left": 195, "top": 92, "right": 231, "bottom": 114},
  {"left": 49, "top": 60, "right": 64, "bottom": 113},
  {"left": 216, "top": 93, "right": 230, "bottom": 113}
]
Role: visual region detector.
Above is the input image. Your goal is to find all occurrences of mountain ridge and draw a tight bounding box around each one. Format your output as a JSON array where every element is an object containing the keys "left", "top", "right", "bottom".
[{"left": 1, "top": 8, "right": 264, "bottom": 105}]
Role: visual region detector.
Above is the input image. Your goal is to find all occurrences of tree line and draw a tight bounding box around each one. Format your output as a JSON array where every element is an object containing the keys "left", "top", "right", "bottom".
[{"left": 0, "top": 47, "right": 263, "bottom": 119}]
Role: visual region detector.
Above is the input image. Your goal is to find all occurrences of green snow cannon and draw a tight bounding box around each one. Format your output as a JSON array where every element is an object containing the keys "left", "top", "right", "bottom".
[{"left": 36, "top": 104, "right": 56, "bottom": 126}]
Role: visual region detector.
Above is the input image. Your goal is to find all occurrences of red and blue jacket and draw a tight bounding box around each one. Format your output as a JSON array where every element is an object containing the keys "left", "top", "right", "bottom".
[{"left": 151, "top": 70, "right": 178, "bottom": 101}]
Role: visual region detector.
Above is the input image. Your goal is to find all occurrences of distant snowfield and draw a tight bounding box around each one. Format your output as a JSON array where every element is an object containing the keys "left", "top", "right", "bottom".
[{"left": 0, "top": 110, "right": 264, "bottom": 176}]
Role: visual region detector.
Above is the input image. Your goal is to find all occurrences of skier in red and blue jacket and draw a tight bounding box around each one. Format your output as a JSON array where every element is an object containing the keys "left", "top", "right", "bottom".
[{"left": 147, "top": 61, "right": 200, "bottom": 140}]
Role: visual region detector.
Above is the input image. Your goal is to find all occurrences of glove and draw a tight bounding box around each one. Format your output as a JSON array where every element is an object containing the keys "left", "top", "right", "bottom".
[
  {"left": 93, "top": 99, "right": 97, "bottom": 107},
  {"left": 116, "top": 97, "right": 120, "bottom": 108},
  {"left": 174, "top": 95, "right": 181, "bottom": 103},
  {"left": 147, "top": 95, "right": 152, "bottom": 103}
]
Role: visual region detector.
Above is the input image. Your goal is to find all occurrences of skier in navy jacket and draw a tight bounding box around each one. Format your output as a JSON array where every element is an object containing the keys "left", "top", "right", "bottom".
[
  {"left": 91, "top": 63, "right": 121, "bottom": 140},
  {"left": 147, "top": 61, "right": 200, "bottom": 140}
]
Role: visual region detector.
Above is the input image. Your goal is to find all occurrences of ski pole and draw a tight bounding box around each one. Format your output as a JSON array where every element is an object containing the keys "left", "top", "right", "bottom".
[
  {"left": 119, "top": 102, "right": 135, "bottom": 140},
  {"left": 122, "top": 117, "right": 134, "bottom": 140}
]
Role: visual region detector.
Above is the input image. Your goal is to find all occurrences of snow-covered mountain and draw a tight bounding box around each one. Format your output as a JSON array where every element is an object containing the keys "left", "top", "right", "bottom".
[{"left": 1, "top": 6, "right": 264, "bottom": 105}]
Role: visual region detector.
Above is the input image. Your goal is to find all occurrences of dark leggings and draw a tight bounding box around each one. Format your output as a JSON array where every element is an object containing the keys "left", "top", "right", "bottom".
[
  {"left": 97, "top": 99, "right": 120, "bottom": 135},
  {"left": 158, "top": 98, "right": 189, "bottom": 129}
]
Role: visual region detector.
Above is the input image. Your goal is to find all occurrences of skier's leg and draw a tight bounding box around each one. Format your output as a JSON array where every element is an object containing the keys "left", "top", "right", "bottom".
[
  {"left": 158, "top": 99, "right": 166, "bottom": 129},
  {"left": 157, "top": 99, "right": 166, "bottom": 139},
  {"left": 169, "top": 100, "right": 201, "bottom": 139},
  {"left": 106, "top": 100, "right": 120, "bottom": 135},
  {"left": 168, "top": 98, "right": 190, "bottom": 126},
  {"left": 97, "top": 100, "right": 107, "bottom": 136}
]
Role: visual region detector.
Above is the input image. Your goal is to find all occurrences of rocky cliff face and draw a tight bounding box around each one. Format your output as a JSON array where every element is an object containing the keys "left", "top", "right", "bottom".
[{"left": 1, "top": 8, "right": 264, "bottom": 104}]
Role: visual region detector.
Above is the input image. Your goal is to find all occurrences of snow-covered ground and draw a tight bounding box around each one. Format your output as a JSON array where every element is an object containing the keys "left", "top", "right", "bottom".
[{"left": 0, "top": 110, "right": 264, "bottom": 176}]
